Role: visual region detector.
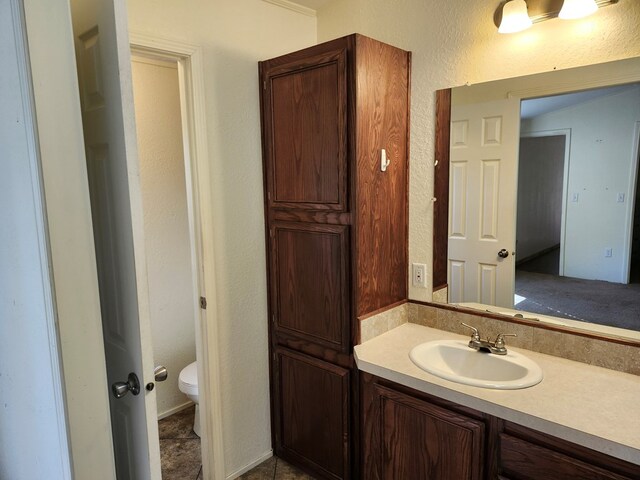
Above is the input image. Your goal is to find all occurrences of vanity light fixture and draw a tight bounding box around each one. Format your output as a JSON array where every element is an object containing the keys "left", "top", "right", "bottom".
[{"left": 496, "top": 0, "right": 619, "bottom": 34}]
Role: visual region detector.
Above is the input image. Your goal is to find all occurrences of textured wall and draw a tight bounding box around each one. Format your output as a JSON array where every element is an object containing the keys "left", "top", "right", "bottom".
[
  {"left": 132, "top": 58, "right": 197, "bottom": 417},
  {"left": 126, "top": 1, "right": 316, "bottom": 475},
  {"left": 317, "top": 0, "right": 640, "bottom": 300}
]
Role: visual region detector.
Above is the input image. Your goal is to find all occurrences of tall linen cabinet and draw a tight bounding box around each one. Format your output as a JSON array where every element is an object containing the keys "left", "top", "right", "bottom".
[{"left": 259, "top": 34, "right": 411, "bottom": 480}]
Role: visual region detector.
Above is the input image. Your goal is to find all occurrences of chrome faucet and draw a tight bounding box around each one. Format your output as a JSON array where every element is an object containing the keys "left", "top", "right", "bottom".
[{"left": 461, "top": 323, "right": 516, "bottom": 355}]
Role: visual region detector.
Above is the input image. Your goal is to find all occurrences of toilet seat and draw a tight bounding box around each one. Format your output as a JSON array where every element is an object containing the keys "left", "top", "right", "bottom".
[{"left": 178, "top": 361, "right": 198, "bottom": 396}]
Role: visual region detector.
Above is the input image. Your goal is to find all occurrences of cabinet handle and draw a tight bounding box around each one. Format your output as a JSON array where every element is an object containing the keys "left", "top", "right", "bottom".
[{"left": 381, "top": 149, "right": 391, "bottom": 172}]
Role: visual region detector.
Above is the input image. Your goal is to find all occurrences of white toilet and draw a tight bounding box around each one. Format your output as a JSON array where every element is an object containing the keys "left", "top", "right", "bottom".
[{"left": 178, "top": 361, "right": 200, "bottom": 437}]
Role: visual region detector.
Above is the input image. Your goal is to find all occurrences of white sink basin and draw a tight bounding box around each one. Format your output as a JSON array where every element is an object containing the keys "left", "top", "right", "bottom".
[{"left": 409, "top": 340, "right": 543, "bottom": 390}]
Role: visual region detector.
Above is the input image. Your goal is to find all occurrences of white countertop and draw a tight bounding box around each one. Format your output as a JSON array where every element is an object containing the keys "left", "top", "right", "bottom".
[{"left": 354, "top": 323, "right": 640, "bottom": 465}]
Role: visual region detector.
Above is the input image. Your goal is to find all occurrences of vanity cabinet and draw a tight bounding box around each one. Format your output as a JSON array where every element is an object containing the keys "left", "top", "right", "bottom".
[
  {"left": 361, "top": 373, "right": 640, "bottom": 480},
  {"left": 259, "top": 34, "right": 411, "bottom": 479},
  {"left": 361, "top": 373, "right": 490, "bottom": 480}
]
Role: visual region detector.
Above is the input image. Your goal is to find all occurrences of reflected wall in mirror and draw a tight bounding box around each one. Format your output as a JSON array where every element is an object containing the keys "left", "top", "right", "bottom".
[{"left": 433, "top": 56, "right": 640, "bottom": 339}]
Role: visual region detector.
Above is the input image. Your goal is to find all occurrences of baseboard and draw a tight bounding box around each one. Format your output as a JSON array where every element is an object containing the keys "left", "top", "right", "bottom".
[
  {"left": 157, "top": 400, "right": 194, "bottom": 420},
  {"left": 226, "top": 450, "right": 273, "bottom": 480},
  {"left": 516, "top": 244, "right": 561, "bottom": 266}
]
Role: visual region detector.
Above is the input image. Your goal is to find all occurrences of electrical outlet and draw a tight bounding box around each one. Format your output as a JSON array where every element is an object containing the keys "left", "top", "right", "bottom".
[
  {"left": 604, "top": 248, "right": 612, "bottom": 258},
  {"left": 412, "top": 263, "right": 427, "bottom": 288}
]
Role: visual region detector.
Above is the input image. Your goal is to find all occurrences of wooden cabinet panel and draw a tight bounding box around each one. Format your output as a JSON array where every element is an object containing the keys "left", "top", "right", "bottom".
[
  {"left": 271, "top": 222, "right": 349, "bottom": 351},
  {"left": 264, "top": 47, "right": 347, "bottom": 211},
  {"left": 499, "top": 422, "right": 640, "bottom": 480},
  {"left": 275, "top": 347, "right": 350, "bottom": 480},
  {"left": 363, "top": 379, "right": 484, "bottom": 480},
  {"left": 354, "top": 36, "right": 410, "bottom": 317}
]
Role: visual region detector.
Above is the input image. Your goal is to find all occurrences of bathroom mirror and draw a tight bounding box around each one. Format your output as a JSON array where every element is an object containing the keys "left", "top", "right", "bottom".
[{"left": 433, "top": 56, "right": 640, "bottom": 340}]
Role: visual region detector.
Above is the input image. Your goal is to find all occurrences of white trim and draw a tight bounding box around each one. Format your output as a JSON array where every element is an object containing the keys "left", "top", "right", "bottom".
[
  {"left": 519, "top": 129, "right": 572, "bottom": 277},
  {"left": 157, "top": 401, "right": 194, "bottom": 421},
  {"left": 623, "top": 121, "right": 640, "bottom": 283},
  {"left": 130, "top": 32, "right": 225, "bottom": 480},
  {"left": 262, "top": 0, "right": 316, "bottom": 17},
  {"left": 131, "top": 54, "right": 177, "bottom": 70},
  {"left": 12, "top": 0, "right": 73, "bottom": 477},
  {"left": 225, "top": 450, "right": 273, "bottom": 480}
]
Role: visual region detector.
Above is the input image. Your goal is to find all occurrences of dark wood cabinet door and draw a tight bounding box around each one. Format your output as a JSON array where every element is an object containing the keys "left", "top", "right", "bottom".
[
  {"left": 274, "top": 347, "right": 350, "bottom": 480},
  {"left": 262, "top": 45, "right": 348, "bottom": 211},
  {"left": 365, "top": 382, "right": 484, "bottom": 480},
  {"left": 270, "top": 221, "right": 350, "bottom": 351}
]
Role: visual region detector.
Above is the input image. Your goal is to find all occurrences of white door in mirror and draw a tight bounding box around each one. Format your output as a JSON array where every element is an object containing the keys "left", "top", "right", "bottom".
[
  {"left": 448, "top": 98, "right": 520, "bottom": 308},
  {"left": 409, "top": 340, "right": 543, "bottom": 390}
]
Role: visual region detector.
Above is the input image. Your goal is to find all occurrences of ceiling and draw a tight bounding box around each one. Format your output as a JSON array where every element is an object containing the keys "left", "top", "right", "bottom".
[{"left": 521, "top": 84, "right": 639, "bottom": 119}]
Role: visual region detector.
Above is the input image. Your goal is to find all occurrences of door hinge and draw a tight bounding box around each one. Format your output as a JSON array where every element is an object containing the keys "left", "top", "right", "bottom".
[
  {"left": 200, "top": 296, "right": 207, "bottom": 309},
  {"left": 263, "top": 80, "right": 267, "bottom": 90}
]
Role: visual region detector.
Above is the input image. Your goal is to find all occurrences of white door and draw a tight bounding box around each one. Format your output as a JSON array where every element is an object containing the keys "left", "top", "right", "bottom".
[
  {"left": 448, "top": 98, "right": 520, "bottom": 308},
  {"left": 70, "top": 0, "right": 161, "bottom": 478}
]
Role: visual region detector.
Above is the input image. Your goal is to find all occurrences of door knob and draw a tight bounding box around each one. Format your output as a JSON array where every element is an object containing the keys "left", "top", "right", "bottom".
[
  {"left": 112, "top": 372, "right": 141, "bottom": 399},
  {"left": 498, "top": 249, "right": 509, "bottom": 258},
  {"left": 154, "top": 365, "right": 168, "bottom": 382}
]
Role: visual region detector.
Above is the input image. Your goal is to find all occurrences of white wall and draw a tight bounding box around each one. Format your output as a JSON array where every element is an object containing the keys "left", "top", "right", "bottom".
[
  {"left": 316, "top": 0, "right": 640, "bottom": 298},
  {"left": 0, "top": 1, "right": 71, "bottom": 477},
  {"left": 132, "top": 58, "right": 197, "bottom": 417},
  {"left": 516, "top": 135, "right": 565, "bottom": 261},
  {"left": 126, "top": 1, "right": 316, "bottom": 475},
  {"left": 523, "top": 86, "right": 640, "bottom": 282}
]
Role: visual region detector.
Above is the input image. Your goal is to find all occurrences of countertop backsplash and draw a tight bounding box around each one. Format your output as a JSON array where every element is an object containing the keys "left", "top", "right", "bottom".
[{"left": 359, "top": 301, "right": 640, "bottom": 375}]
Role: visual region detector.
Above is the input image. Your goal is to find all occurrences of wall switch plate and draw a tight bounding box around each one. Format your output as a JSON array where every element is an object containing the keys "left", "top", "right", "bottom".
[
  {"left": 617, "top": 192, "right": 625, "bottom": 203},
  {"left": 412, "top": 263, "right": 427, "bottom": 288},
  {"left": 571, "top": 193, "right": 579, "bottom": 202},
  {"left": 605, "top": 248, "right": 613, "bottom": 258}
]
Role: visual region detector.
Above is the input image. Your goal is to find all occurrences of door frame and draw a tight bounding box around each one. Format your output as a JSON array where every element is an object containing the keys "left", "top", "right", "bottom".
[
  {"left": 519, "top": 129, "right": 571, "bottom": 276},
  {"left": 129, "top": 32, "right": 225, "bottom": 480},
  {"left": 623, "top": 121, "right": 640, "bottom": 283}
]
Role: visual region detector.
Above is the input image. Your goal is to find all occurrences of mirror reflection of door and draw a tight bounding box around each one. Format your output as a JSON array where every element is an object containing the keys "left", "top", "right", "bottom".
[
  {"left": 450, "top": 83, "right": 640, "bottom": 329},
  {"left": 448, "top": 99, "right": 520, "bottom": 308},
  {"left": 514, "top": 85, "right": 640, "bottom": 328}
]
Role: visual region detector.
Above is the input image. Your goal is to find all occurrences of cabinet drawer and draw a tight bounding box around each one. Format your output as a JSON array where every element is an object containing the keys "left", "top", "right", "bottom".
[{"left": 500, "top": 433, "right": 632, "bottom": 480}]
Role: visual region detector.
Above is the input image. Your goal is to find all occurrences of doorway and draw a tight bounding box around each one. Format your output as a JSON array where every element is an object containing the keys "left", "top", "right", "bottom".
[
  {"left": 629, "top": 122, "right": 640, "bottom": 283},
  {"left": 131, "top": 53, "right": 202, "bottom": 478},
  {"left": 516, "top": 132, "right": 569, "bottom": 278},
  {"left": 129, "top": 34, "right": 226, "bottom": 479}
]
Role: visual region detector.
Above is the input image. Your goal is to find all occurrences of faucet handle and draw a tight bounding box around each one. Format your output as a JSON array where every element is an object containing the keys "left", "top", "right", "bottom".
[
  {"left": 461, "top": 323, "right": 480, "bottom": 340},
  {"left": 494, "top": 333, "right": 517, "bottom": 347}
]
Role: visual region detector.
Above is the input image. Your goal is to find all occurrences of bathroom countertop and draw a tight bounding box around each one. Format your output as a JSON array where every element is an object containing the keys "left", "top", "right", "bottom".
[{"left": 354, "top": 323, "right": 640, "bottom": 465}]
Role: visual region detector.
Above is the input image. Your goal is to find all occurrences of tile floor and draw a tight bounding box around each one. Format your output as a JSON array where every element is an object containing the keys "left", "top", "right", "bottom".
[
  {"left": 238, "top": 456, "right": 316, "bottom": 480},
  {"left": 159, "top": 407, "right": 315, "bottom": 479},
  {"left": 158, "top": 406, "right": 202, "bottom": 480}
]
